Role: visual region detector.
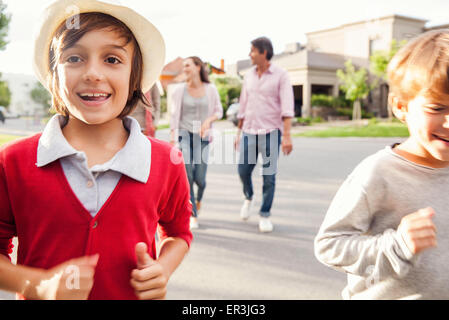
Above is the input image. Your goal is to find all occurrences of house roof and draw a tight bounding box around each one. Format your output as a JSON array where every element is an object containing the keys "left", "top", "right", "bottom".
[
  {"left": 237, "top": 49, "right": 353, "bottom": 75},
  {"left": 162, "top": 57, "right": 225, "bottom": 76},
  {"left": 425, "top": 24, "right": 449, "bottom": 31},
  {"left": 306, "top": 14, "right": 428, "bottom": 36},
  {"left": 161, "top": 57, "right": 184, "bottom": 76}
]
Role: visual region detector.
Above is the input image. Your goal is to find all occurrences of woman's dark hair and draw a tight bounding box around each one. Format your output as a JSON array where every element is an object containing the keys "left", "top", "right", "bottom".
[
  {"left": 186, "top": 56, "right": 210, "bottom": 83},
  {"left": 251, "top": 37, "right": 274, "bottom": 61},
  {"left": 48, "top": 12, "right": 150, "bottom": 118}
]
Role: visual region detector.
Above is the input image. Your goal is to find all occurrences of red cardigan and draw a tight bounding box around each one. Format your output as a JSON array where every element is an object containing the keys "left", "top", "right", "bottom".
[{"left": 0, "top": 134, "right": 193, "bottom": 300}]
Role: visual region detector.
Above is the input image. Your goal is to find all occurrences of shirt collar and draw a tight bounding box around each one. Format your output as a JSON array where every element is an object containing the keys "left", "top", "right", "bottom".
[
  {"left": 37, "top": 114, "right": 151, "bottom": 183},
  {"left": 252, "top": 63, "right": 274, "bottom": 75}
]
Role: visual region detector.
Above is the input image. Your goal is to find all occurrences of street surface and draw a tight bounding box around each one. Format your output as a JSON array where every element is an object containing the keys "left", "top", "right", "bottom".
[{"left": 0, "top": 118, "right": 404, "bottom": 299}]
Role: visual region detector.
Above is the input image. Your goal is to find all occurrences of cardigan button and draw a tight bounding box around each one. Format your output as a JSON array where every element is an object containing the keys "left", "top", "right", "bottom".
[{"left": 92, "top": 221, "right": 98, "bottom": 229}]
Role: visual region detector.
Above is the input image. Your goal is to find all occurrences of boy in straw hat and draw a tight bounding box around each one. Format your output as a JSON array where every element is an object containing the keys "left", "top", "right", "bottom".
[{"left": 0, "top": 0, "right": 192, "bottom": 300}]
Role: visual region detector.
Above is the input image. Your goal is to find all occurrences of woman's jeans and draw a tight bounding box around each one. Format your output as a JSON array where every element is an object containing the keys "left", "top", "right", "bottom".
[
  {"left": 178, "top": 130, "right": 209, "bottom": 218},
  {"left": 238, "top": 129, "right": 281, "bottom": 218}
]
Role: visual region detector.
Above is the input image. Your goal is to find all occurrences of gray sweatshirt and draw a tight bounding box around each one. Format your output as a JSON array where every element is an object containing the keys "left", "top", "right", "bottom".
[{"left": 314, "top": 145, "right": 449, "bottom": 299}]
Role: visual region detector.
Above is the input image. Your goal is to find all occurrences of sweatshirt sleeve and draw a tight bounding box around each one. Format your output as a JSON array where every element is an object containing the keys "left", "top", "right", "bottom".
[
  {"left": 314, "top": 166, "right": 417, "bottom": 282},
  {"left": 157, "top": 149, "right": 193, "bottom": 247},
  {"left": 0, "top": 157, "right": 16, "bottom": 261}
]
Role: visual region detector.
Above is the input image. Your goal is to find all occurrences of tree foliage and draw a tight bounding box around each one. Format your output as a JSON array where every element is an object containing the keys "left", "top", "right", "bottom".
[
  {"left": 30, "top": 82, "right": 51, "bottom": 111},
  {"left": 0, "top": 1, "right": 11, "bottom": 108},
  {"left": 0, "top": 0, "right": 11, "bottom": 51},
  {"left": 0, "top": 80, "right": 10, "bottom": 106},
  {"left": 336, "top": 60, "right": 372, "bottom": 122},
  {"left": 210, "top": 74, "right": 242, "bottom": 117},
  {"left": 369, "top": 39, "right": 407, "bottom": 81},
  {"left": 336, "top": 60, "right": 370, "bottom": 103}
]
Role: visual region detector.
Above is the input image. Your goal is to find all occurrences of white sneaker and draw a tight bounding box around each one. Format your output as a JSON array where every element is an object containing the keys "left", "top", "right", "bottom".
[
  {"left": 240, "top": 199, "right": 252, "bottom": 220},
  {"left": 190, "top": 217, "right": 199, "bottom": 229},
  {"left": 259, "top": 217, "right": 273, "bottom": 233}
]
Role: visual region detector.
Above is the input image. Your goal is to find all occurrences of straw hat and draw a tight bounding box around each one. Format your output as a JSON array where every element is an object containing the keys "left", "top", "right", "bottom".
[{"left": 33, "top": 0, "right": 165, "bottom": 92}]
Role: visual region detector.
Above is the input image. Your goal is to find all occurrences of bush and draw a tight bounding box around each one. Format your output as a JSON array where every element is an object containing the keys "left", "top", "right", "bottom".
[
  {"left": 0, "top": 80, "right": 11, "bottom": 107},
  {"left": 332, "top": 96, "right": 351, "bottom": 108},
  {"left": 210, "top": 75, "right": 242, "bottom": 118},
  {"left": 368, "top": 117, "right": 379, "bottom": 125},
  {"left": 296, "top": 116, "right": 323, "bottom": 125},
  {"left": 160, "top": 94, "right": 167, "bottom": 114},
  {"left": 311, "top": 94, "right": 351, "bottom": 108},
  {"left": 311, "top": 94, "right": 334, "bottom": 108},
  {"left": 336, "top": 107, "right": 374, "bottom": 119}
]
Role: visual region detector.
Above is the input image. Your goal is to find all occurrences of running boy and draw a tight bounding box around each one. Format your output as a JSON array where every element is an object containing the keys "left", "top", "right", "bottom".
[
  {"left": 315, "top": 30, "right": 449, "bottom": 299},
  {"left": 0, "top": 0, "right": 192, "bottom": 299}
]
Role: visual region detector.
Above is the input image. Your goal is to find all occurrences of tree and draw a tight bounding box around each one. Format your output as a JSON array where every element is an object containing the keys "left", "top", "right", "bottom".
[
  {"left": 336, "top": 60, "right": 371, "bottom": 122},
  {"left": 0, "top": 80, "right": 10, "bottom": 106},
  {"left": 0, "top": 0, "right": 11, "bottom": 51},
  {"left": 369, "top": 39, "right": 407, "bottom": 118},
  {"left": 370, "top": 39, "right": 407, "bottom": 81},
  {"left": 30, "top": 82, "right": 51, "bottom": 111},
  {"left": 0, "top": 1, "right": 11, "bottom": 109},
  {"left": 210, "top": 74, "right": 242, "bottom": 117}
]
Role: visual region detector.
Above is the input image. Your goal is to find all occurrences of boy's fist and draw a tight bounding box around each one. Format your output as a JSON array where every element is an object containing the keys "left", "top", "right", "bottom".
[
  {"left": 130, "top": 242, "right": 168, "bottom": 300},
  {"left": 398, "top": 207, "right": 437, "bottom": 255},
  {"left": 135, "top": 242, "right": 154, "bottom": 269},
  {"left": 26, "top": 254, "right": 99, "bottom": 300}
]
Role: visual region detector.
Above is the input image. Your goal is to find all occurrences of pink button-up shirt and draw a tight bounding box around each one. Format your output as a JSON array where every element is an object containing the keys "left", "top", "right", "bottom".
[{"left": 237, "top": 64, "right": 294, "bottom": 135}]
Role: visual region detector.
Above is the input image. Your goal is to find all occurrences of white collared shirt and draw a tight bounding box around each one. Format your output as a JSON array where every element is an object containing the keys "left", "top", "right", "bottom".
[{"left": 36, "top": 115, "right": 152, "bottom": 217}]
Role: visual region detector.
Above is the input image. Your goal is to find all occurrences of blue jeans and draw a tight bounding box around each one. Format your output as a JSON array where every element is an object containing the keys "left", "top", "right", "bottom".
[
  {"left": 238, "top": 130, "right": 281, "bottom": 217},
  {"left": 178, "top": 130, "right": 209, "bottom": 218}
]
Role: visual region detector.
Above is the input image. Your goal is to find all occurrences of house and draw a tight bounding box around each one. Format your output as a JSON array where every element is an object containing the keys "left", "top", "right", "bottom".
[
  {"left": 228, "top": 15, "right": 446, "bottom": 118},
  {"left": 160, "top": 57, "right": 185, "bottom": 91}
]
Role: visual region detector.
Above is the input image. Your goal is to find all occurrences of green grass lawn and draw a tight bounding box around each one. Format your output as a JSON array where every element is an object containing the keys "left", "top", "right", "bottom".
[
  {"left": 0, "top": 134, "right": 21, "bottom": 146},
  {"left": 156, "top": 123, "right": 170, "bottom": 130},
  {"left": 295, "top": 121, "right": 410, "bottom": 138}
]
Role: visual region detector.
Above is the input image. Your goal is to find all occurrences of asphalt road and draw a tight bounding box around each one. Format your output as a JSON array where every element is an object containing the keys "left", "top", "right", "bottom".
[
  {"left": 0, "top": 119, "right": 405, "bottom": 300},
  {"left": 0, "top": 117, "right": 46, "bottom": 136},
  {"left": 164, "top": 134, "right": 404, "bottom": 300}
]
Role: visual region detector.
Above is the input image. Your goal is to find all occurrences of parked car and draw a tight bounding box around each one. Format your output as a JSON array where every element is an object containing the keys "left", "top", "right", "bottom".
[
  {"left": 0, "top": 106, "right": 20, "bottom": 119},
  {"left": 226, "top": 102, "right": 240, "bottom": 127}
]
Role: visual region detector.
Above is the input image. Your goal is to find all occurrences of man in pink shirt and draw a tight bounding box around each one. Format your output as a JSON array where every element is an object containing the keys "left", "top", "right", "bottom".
[{"left": 234, "top": 36, "right": 294, "bottom": 233}]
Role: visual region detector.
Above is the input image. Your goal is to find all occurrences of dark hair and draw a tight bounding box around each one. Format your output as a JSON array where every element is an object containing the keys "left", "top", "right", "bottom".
[
  {"left": 251, "top": 37, "right": 274, "bottom": 60},
  {"left": 48, "top": 12, "right": 150, "bottom": 118},
  {"left": 186, "top": 56, "right": 210, "bottom": 83}
]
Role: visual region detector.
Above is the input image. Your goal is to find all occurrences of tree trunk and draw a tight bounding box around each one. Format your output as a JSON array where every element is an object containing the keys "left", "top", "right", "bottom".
[{"left": 352, "top": 100, "right": 362, "bottom": 124}]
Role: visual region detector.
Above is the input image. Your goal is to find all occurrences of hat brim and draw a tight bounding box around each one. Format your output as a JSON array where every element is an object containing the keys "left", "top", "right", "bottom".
[{"left": 33, "top": 0, "right": 165, "bottom": 93}]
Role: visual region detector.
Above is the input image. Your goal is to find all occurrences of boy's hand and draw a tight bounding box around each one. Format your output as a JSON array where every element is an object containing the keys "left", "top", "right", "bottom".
[
  {"left": 397, "top": 207, "right": 437, "bottom": 255},
  {"left": 130, "top": 242, "right": 168, "bottom": 300},
  {"left": 26, "top": 254, "right": 99, "bottom": 300}
]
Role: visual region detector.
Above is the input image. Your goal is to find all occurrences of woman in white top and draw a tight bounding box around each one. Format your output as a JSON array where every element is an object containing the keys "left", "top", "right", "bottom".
[{"left": 169, "top": 56, "right": 223, "bottom": 229}]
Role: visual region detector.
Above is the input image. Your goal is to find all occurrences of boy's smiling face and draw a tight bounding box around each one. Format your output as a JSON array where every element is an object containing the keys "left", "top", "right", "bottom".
[
  {"left": 395, "top": 93, "right": 449, "bottom": 167},
  {"left": 56, "top": 28, "right": 134, "bottom": 125}
]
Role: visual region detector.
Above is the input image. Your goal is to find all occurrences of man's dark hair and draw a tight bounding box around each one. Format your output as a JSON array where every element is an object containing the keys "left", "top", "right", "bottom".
[{"left": 251, "top": 37, "right": 274, "bottom": 60}]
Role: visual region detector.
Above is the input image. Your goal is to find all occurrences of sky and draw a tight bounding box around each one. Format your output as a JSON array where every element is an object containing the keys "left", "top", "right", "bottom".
[{"left": 1, "top": 0, "right": 449, "bottom": 76}]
